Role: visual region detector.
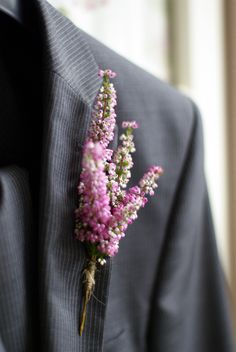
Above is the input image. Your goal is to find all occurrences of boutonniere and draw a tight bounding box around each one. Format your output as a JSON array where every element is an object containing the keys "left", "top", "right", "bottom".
[{"left": 74, "top": 69, "right": 163, "bottom": 335}]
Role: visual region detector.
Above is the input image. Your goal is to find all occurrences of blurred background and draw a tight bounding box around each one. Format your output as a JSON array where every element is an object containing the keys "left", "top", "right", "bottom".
[{"left": 48, "top": 0, "right": 236, "bottom": 327}]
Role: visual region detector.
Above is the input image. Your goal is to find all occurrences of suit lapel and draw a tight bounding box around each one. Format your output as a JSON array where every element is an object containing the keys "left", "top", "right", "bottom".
[
  {"left": 32, "top": 1, "right": 112, "bottom": 350},
  {"left": 35, "top": 0, "right": 102, "bottom": 104}
]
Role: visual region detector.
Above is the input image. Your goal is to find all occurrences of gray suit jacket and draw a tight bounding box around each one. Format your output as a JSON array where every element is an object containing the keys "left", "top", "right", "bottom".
[{"left": 0, "top": 0, "right": 235, "bottom": 351}]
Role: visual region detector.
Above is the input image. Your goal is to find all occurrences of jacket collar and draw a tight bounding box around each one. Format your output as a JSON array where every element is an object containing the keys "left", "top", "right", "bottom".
[{"left": 33, "top": 0, "right": 102, "bottom": 106}]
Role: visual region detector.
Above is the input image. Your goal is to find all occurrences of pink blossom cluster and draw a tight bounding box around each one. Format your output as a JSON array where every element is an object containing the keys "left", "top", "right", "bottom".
[
  {"left": 75, "top": 69, "right": 163, "bottom": 263},
  {"left": 122, "top": 121, "right": 139, "bottom": 129},
  {"left": 139, "top": 166, "right": 163, "bottom": 196},
  {"left": 98, "top": 69, "right": 117, "bottom": 78},
  {"left": 74, "top": 141, "right": 111, "bottom": 245},
  {"left": 88, "top": 69, "right": 117, "bottom": 149}
]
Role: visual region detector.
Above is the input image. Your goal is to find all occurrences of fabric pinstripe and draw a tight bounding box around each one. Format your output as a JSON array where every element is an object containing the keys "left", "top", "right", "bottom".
[
  {"left": 0, "top": 167, "right": 32, "bottom": 351},
  {"left": 0, "top": 0, "right": 235, "bottom": 351},
  {"left": 1, "top": 0, "right": 112, "bottom": 350},
  {"left": 33, "top": 2, "right": 113, "bottom": 350}
]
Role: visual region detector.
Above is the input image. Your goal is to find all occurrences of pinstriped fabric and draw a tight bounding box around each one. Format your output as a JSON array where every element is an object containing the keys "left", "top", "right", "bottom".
[
  {"left": 0, "top": 166, "right": 33, "bottom": 352},
  {"left": 0, "top": 1, "right": 113, "bottom": 349},
  {"left": 29, "top": 1, "right": 114, "bottom": 350},
  {"left": 1, "top": 0, "right": 235, "bottom": 350},
  {"left": 35, "top": 0, "right": 101, "bottom": 105},
  {"left": 0, "top": 340, "right": 5, "bottom": 352},
  {"left": 37, "top": 68, "right": 112, "bottom": 351}
]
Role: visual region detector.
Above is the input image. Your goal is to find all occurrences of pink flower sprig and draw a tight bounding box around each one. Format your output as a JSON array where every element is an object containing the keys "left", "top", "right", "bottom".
[{"left": 75, "top": 69, "right": 163, "bottom": 336}]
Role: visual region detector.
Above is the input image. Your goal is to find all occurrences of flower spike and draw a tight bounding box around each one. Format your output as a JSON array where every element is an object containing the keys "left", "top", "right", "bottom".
[{"left": 75, "top": 69, "right": 163, "bottom": 335}]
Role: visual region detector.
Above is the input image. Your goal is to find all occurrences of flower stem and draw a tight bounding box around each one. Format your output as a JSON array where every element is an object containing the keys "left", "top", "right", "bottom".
[{"left": 79, "top": 255, "right": 97, "bottom": 336}]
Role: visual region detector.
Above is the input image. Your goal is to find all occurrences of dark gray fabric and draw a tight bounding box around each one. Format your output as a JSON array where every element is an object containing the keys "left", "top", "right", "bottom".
[{"left": 0, "top": 0, "right": 235, "bottom": 351}]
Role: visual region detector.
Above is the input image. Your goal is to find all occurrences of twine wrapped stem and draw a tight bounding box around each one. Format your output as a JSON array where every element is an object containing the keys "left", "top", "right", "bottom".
[{"left": 79, "top": 255, "right": 97, "bottom": 336}]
